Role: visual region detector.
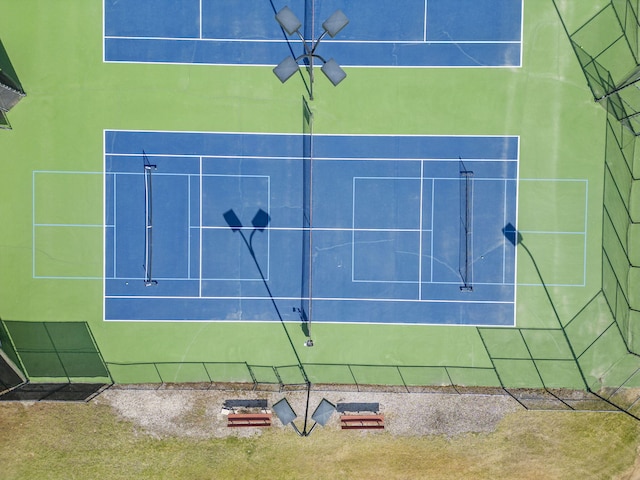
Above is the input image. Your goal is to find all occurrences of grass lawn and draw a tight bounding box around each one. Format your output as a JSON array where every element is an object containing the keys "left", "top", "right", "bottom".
[{"left": 0, "top": 400, "right": 638, "bottom": 480}]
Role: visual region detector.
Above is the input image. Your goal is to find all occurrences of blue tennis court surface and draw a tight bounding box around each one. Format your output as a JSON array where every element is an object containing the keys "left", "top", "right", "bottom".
[
  {"left": 104, "top": 130, "right": 519, "bottom": 325},
  {"left": 104, "top": 0, "right": 523, "bottom": 67}
]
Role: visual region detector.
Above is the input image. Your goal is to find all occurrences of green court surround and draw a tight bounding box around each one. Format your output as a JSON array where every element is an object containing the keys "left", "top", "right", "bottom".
[{"left": 0, "top": 0, "right": 639, "bottom": 407}]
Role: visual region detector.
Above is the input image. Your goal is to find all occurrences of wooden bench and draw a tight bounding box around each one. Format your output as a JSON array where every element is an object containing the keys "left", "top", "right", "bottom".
[
  {"left": 227, "top": 413, "right": 272, "bottom": 428},
  {"left": 340, "top": 414, "right": 385, "bottom": 430}
]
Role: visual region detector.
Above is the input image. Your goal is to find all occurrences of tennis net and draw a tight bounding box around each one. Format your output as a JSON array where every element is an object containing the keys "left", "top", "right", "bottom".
[
  {"left": 459, "top": 160, "right": 474, "bottom": 292},
  {"left": 143, "top": 151, "right": 157, "bottom": 286}
]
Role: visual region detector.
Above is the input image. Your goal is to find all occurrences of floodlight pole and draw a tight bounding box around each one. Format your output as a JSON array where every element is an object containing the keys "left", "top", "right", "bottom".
[
  {"left": 283, "top": 382, "right": 315, "bottom": 437},
  {"left": 302, "top": 379, "right": 312, "bottom": 434},
  {"left": 274, "top": 7, "right": 348, "bottom": 100},
  {"left": 290, "top": 30, "right": 330, "bottom": 101},
  {"left": 273, "top": 386, "right": 336, "bottom": 438}
]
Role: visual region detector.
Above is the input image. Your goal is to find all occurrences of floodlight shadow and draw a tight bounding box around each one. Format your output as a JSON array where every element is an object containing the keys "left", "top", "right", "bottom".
[
  {"left": 223, "top": 209, "right": 243, "bottom": 231},
  {"left": 502, "top": 222, "right": 522, "bottom": 246},
  {"left": 251, "top": 208, "right": 270, "bottom": 231}
]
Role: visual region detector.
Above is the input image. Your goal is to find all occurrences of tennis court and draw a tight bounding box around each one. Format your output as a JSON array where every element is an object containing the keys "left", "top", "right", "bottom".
[
  {"left": 104, "top": 131, "right": 518, "bottom": 325},
  {"left": 103, "top": 0, "right": 523, "bottom": 67},
  {"left": 3, "top": 0, "right": 638, "bottom": 395}
]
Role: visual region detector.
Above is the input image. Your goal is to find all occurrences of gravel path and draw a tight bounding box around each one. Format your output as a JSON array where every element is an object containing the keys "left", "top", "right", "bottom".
[{"left": 95, "top": 385, "right": 522, "bottom": 439}]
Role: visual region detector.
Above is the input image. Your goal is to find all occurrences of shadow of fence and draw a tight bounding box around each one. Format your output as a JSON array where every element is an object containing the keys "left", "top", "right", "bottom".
[
  {"left": 602, "top": 116, "right": 640, "bottom": 351},
  {"left": 0, "top": 38, "right": 25, "bottom": 129},
  {"left": 0, "top": 320, "right": 111, "bottom": 402},
  {"left": 101, "top": 358, "right": 626, "bottom": 415},
  {"left": 541, "top": 0, "right": 640, "bottom": 420},
  {"left": 553, "top": 0, "right": 640, "bottom": 134}
]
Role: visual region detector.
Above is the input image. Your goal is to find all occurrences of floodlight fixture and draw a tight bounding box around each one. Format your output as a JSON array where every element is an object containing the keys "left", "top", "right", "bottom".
[
  {"left": 322, "top": 9, "right": 349, "bottom": 38},
  {"left": 311, "top": 399, "right": 335, "bottom": 426},
  {"left": 273, "top": 398, "right": 298, "bottom": 426},
  {"left": 274, "top": 56, "right": 300, "bottom": 83},
  {"left": 273, "top": 396, "right": 335, "bottom": 436},
  {"left": 321, "top": 58, "right": 347, "bottom": 86},
  {"left": 275, "top": 6, "right": 302, "bottom": 36},
  {"left": 273, "top": 6, "right": 349, "bottom": 100}
]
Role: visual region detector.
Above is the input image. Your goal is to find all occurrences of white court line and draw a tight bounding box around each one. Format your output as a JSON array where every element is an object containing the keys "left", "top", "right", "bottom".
[
  {"left": 102, "top": 0, "right": 106, "bottom": 63},
  {"left": 107, "top": 277, "right": 516, "bottom": 285},
  {"left": 36, "top": 275, "right": 103, "bottom": 280},
  {"left": 199, "top": 0, "right": 203, "bottom": 39},
  {"left": 354, "top": 176, "right": 516, "bottom": 182},
  {"left": 34, "top": 224, "right": 102, "bottom": 228},
  {"left": 107, "top": 171, "right": 270, "bottom": 181},
  {"left": 518, "top": 0, "right": 525, "bottom": 66},
  {"left": 103, "top": 35, "right": 520, "bottom": 46},
  {"left": 430, "top": 178, "right": 435, "bottom": 283},
  {"left": 518, "top": 230, "right": 586, "bottom": 235},
  {"left": 106, "top": 172, "right": 516, "bottom": 182},
  {"left": 268, "top": 176, "right": 272, "bottom": 280},
  {"left": 103, "top": 131, "right": 107, "bottom": 321},
  {"left": 418, "top": 160, "right": 424, "bottom": 300},
  {"left": 512, "top": 139, "right": 521, "bottom": 327},
  {"left": 351, "top": 176, "right": 356, "bottom": 283},
  {"left": 188, "top": 174, "right": 192, "bottom": 279},
  {"left": 105, "top": 293, "right": 513, "bottom": 305},
  {"left": 31, "top": 171, "right": 36, "bottom": 278},
  {"left": 113, "top": 174, "right": 117, "bottom": 277},
  {"left": 104, "top": 59, "right": 523, "bottom": 69},
  {"left": 195, "top": 226, "right": 434, "bottom": 233},
  {"left": 465, "top": 174, "right": 475, "bottom": 287},
  {"left": 423, "top": 0, "right": 428, "bottom": 42},
  {"left": 503, "top": 179, "right": 507, "bottom": 285},
  {"left": 351, "top": 278, "right": 516, "bottom": 286},
  {"left": 199, "top": 156, "right": 203, "bottom": 297},
  {"left": 33, "top": 170, "right": 104, "bottom": 174},
  {"left": 584, "top": 181, "right": 589, "bottom": 286},
  {"left": 107, "top": 152, "right": 519, "bottom": 163},
  {"left": 109, "top": 276, "right": 264, "bottom": 282},
  {"left": 105, "top": 129, "right": 520, "bottom": 139},
  {"left": 104, "top": 317, "right": 517, "bottom": 327}
]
